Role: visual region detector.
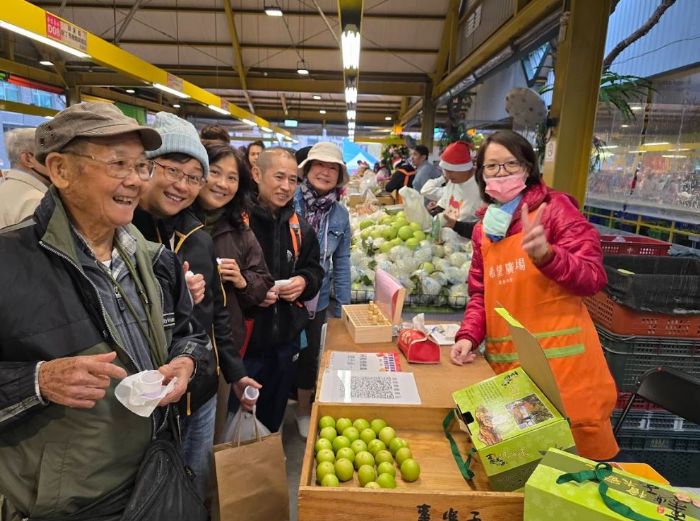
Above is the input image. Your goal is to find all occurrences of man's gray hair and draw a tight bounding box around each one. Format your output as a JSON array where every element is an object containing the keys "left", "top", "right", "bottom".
[{"left": 4, "top": 128, "right": 37, "bottom": 167}]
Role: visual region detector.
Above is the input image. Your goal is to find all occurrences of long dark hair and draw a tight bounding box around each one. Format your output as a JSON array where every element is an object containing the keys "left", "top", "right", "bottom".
[
  {"left": 474, "top": 130, "right": 542, "bottom": 204},
  {"left": 203, "top": 143, "right": 252, "bottom": 230}
]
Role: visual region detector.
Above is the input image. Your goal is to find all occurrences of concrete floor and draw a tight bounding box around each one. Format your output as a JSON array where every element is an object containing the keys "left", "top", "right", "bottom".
[{"left": 281, "top": 399, "right": 307, "bottom": 521}]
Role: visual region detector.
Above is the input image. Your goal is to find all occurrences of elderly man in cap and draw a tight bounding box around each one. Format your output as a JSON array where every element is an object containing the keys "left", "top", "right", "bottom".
[{"left": 0, "top": 102, "right": 212, "bottom": 521}]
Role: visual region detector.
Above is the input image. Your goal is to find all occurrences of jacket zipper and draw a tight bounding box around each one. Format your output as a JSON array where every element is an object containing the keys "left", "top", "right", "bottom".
[{"left": 39, "top": 240, "right": 157, "bottom": 434}]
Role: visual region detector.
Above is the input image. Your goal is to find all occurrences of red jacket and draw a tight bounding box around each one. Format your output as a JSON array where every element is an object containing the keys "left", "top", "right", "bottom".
[{"left": 455, "top": 182, "right": 607, "bottom": 347}]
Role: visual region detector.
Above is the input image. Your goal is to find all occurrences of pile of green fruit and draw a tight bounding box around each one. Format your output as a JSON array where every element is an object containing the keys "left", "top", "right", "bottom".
[{"left": 314, "top": 415, "right": 421, "bottom": 488}]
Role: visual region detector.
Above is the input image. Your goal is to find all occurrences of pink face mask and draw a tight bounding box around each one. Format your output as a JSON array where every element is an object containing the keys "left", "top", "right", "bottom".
[{"left": 484, "top": 173, "right": 527, "bottom": 203}]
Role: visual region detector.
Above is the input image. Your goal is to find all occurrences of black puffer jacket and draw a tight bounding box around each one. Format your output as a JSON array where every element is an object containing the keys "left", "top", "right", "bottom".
[
  {"left": 247, "top": 202, "right": 324, "bottom": 352},
  {"left": 133, "top": 208, "right": 245, "bottom": 412}
]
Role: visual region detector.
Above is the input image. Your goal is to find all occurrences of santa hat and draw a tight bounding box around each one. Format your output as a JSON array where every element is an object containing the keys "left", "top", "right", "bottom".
[{"left": 439, "top": 140, "right": 474, "bottom": 172}]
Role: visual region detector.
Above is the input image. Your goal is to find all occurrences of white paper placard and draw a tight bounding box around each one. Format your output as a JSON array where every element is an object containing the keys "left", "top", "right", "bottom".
[
  {"left": 328, "top": 351, "right": 402, "bottom": 372},
  {"left": 319, "top": 369, "right": 421, "bottom": 405}
]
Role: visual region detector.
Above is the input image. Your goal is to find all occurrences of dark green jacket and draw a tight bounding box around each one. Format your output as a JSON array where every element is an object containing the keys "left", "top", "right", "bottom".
[{"left": 0, "top": 188, "right": 213, "bottom": 518}]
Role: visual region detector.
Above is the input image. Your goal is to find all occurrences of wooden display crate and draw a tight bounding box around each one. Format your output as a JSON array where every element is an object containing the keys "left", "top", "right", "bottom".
[
  {"left": 298, "top": 404, "right": 524, "bottom": 521},
  {"left": 341, "top": 303, "right": 393, "bottom": 343}
]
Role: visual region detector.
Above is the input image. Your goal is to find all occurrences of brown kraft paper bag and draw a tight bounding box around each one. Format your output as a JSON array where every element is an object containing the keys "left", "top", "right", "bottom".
[{"left": 212, "top": 426, "right": 290, "bottom": 521}]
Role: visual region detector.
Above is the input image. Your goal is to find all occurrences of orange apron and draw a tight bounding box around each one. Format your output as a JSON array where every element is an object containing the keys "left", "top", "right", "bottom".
[{"left": 481, "top": 225, "right": 619, "bottom": 460}]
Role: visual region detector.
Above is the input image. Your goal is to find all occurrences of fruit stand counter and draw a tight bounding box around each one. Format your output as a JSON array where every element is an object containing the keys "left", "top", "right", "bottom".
[
  {"left": 318, "top": 318, "right": 494, "bottom": 409},
  {"left": 297, "top": 320, "right": 524, "bottom": 521}
]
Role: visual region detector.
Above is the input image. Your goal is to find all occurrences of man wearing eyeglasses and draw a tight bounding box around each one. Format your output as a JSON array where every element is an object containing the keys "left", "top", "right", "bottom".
[
  {"left": 0, "top": 102, "right": 214, "bottom": 520},
  {"left": 133, "top": 112, "right": 260, "bottom": 501}
]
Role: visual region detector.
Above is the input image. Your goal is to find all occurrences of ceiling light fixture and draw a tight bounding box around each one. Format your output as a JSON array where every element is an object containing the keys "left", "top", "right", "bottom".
[
  {"left": 241, "top": 118, "right": 257, "bottom": 127},
  {"left": 313, "top": 95, "right": 321, "bottom": 100},
  {"left": 296, "top": 60, "right": 310, "bottom": 75},
  {"left": 284, "top": 119, "right": 299, "bottom": 127},
  {"left": 344, "top": 86, "right": 357, "bottom": 105},
  {"left": 0, "top": 21, "right": 91, "bottom": 59},
  {"left": 260, "top": 126, "right": 273, "bottom": 133},
  {"left": 173, "top": 104, "right": 181, "bottom": 108},
  {"left": 384, "top": 116, "right": 392, "bottom": 121},
  {"left": 642, "top": 142, "right": 670, "bottom": 146},
  {"left": 319, "top": 109, "right": 327, "bottom": 114},
  {"left": 346, "top": 109, "right": 356, "bottom": 120},
  {"left": 39, "top": 60, "right": 54, "bottom": 66},
  {"left": 153, "top": 82, "right": 190, "bottom": 98},
  {"left": 264, "top": 4, "right": 283, "bottom": 16},
  {"left": 126, "top": 88, "right": 135, "bottom": 94},
  {"left": 208, "top": 104, "right": 230, "bottom": 116},
  {"left": 348, "top": 121, "right": 356, "bottom": 130},
  {"left": 341, "top": 24, "right": 361, "bottom": 69}
]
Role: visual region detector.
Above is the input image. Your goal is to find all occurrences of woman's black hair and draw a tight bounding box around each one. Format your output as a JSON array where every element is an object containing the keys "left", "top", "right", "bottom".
[
  {"left": 245, "top": 140, "right": 265, "bottom": 168},
  {"left": 474, "top": 130, "right": 542, "bottom": 204},
  {"left": 202, "top": 143, "right": 252, "bottom": 230}
]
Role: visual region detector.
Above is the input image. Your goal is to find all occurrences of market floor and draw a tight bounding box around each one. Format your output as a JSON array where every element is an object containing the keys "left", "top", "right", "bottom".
[{"left": 282, "top": 399, "right": 306, "bottom": 521}]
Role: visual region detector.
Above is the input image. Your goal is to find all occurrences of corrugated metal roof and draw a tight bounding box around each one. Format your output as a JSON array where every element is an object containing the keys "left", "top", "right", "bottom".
[{"left": 605, "top": 0, "right": 700, "bottom": 77}]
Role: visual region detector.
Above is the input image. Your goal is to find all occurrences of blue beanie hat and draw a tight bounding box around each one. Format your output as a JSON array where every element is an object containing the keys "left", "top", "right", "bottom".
[{"left": 146, "top": 112, "right": 209, "bottom": 178}]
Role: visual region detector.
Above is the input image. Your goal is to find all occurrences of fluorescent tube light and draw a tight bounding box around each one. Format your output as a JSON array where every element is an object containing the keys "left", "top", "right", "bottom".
[
  {"left": 313, "top": 95, "right": 321, "bottom": 100},
  {"left": 344, "top": 86, "right": 357, "bottom": 104},
  {"left": 153, "top": 83, "right": 190, "bottom": 99},
  {"left": 264, "top": 5, "right": 283, "bottom": 16},
  {"left": 173, "top": 104, "right": 181, "bottom": 108},
  {"left": 341, "top": 25, "right": 360, "bottom": 69},
  {"left": 319, "top": 109, "right": 327, "bottom": 114},
  {"left": 346, "top": 109, "right": 356, "bottom": 120},
  {"left": 241, "top": 118, "right": 257, "bottom": 127},
  {"left": 642, "top": 142, "right": 669, "bottom": 146},
  {"left": 125, "top": 88, "right": 136, "bottom": 94},
  {"left": 348, "top": 121, "right": 356, "bottom": 130},
  {"left": 208, "top": 104, "right": 230, "bottom": 115},
  {"left": 39, "top": 60, "right": 54, "bottom": 66},
  {"left": 260, "top": 126, "right": 273, "bottom": 133},
  {"left": 384, "top": 116, "right": 392, "bottom": 121},
  {"left": 0, "top": 21, "right": 91, "bottom": 59}
]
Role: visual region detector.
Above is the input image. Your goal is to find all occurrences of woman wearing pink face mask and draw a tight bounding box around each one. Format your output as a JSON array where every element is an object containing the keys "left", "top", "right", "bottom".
[{"left": 450, "top": 130, "right": 618, "bottom": 461}]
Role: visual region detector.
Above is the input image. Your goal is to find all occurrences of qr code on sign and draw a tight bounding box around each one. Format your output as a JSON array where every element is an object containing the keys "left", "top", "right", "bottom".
[{"left": 348, "top": 375, "right": 402, "bottom": 400}]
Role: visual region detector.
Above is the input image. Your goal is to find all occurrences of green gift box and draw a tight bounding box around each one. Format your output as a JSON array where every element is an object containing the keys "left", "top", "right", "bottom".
[
  {"left": 525, "top": 448, "right": 700, "bottom": 521},
  {"left": 451, "top": 308, "right": 576, "bottom": 492}
]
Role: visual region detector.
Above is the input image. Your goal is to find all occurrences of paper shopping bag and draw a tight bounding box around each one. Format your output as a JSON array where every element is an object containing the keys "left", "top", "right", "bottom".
[{"left": 212, "top": 430, "right": 289, "bottom": 521}]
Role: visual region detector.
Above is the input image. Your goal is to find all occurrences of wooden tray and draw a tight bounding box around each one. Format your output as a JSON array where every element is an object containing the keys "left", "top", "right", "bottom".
[
  {"left": 342, "top": 304, "right": 393, "bottom": 343},
  {"left": 298, "top": 404, "right": 524, "bottom": 521}
]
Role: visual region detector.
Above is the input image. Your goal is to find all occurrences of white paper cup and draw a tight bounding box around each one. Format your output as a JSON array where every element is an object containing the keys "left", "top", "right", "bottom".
[
  {"left": 130, "top": 370, "right": 164, "bottom": 405},
  {"left": 274, "top": 279, "right": 292, "bottom": 287}
]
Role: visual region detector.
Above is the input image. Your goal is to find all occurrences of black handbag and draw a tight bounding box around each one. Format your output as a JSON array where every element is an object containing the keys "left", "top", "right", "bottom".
[
  {"left": 121, "top": 420, "right": 207, "bottom": 521},
  {"left": 27, "top": 410, "right": 207, "bottom": 521}
]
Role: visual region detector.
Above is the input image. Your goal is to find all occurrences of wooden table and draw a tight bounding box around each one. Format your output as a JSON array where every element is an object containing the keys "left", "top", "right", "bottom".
[
  {"left": 297, "top": 318, "right": 525, "bottom": 521},
  {"left": 319, "top": 319, "right": 495, "bottom": 409}
]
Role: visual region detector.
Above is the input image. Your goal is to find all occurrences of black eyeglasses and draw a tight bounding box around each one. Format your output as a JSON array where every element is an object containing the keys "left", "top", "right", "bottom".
[
  {"left": 481, "top": 160, "right": 524, "bottom": 176},
  {"left": 154, "top": 161, "right": 206, "bottom": 188},
  {"left": 64, "top": 151, "right": 155, "bottom": 181}
]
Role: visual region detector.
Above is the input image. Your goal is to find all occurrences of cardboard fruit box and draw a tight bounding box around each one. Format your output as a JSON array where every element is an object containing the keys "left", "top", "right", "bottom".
[
  {"left": 525, "top": 448, "right": 700, "bottom": 521},
  {"left": 452, "top": 308, "right": 576, "bottom": 492},
  {"left": 298, "top": 404, "right": 524, "bottom": 521}
]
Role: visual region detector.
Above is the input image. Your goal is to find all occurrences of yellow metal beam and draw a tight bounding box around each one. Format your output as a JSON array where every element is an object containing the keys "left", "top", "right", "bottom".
[
  {"left": 399, "top": 99, "right": 423, "bottom": 127},
  {"left": 65, "top": 71, "right": 424, "bottom": 96},
  {"left": 222, "top": 0, "right": 254, "bottom": 113},
  {"left": 542, "top": 0, "right": 611, "bottom": 204},
  {"left": 432, "top": 0, "right": 458, "bottom": 83},
  {"left": 0, "top": 0, "right": 290, "bottom": 138},
  {"left": 354, "top": 135, "right": 405, "bottom": 145},
  {"left": 434, "top": 0, "right": 561, "bottom": 100},
  {"left": 0, "top": 57, "right": 62, "bottom": 85},
  {"left": 83, "top": 86, "right": 175, "bottom": 113},
  {"left": 0, "top": 99, "right": 57, "bottom": 117}
]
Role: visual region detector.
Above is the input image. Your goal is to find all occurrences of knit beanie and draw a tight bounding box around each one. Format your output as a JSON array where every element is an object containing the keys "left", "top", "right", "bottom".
[
  {"left": 146, "top": 112, "right": 209, "bottom": 178},
  {"left": 439, "top": 140, "right": 474, "bottom": 172}
]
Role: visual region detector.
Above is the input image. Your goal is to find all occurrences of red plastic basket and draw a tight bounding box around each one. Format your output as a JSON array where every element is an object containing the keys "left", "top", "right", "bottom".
[
  {"left": 599, "top": 235, "right": 671, "bottom": 256},
  {"left": 585, "top": 291, "right": 700, "bottom": 338}
]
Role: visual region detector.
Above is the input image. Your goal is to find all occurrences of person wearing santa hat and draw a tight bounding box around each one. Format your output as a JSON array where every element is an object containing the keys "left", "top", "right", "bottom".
[{"left": 420, "top": 140, "right": 483, "bottom": 238}]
